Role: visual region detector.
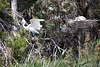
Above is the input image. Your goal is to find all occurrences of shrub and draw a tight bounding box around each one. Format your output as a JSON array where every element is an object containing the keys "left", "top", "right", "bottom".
[{"left": 6, "top": 36, "right": 28, "bottom": 64}]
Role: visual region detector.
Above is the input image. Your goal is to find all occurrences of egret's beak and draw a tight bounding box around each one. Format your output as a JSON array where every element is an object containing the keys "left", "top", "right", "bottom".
[
  {"left": 37, "top": 19, "right": 44, "bottom": 21},
  {"left": 30, "top": 18, "right": 44, "bottom": 22}
]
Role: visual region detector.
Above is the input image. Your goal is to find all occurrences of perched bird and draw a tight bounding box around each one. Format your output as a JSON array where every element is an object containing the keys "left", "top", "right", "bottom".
[
  {"left": 74, "top": 16, "right": 86, "bottom": 21},
  {"left": 21, "top": 18, "right": 44, "bottom": 37}
]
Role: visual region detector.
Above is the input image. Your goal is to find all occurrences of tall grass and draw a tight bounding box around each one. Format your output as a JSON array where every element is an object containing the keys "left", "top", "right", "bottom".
[{"left": 14, "top": 41, "right": 100, "bottom": 67}]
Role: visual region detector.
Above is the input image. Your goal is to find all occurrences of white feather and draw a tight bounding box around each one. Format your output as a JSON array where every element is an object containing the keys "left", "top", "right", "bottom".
[
  {"left": 21, "top": 18, "right": 44, "bottom": 34},
  {"left": 74, "top": 16, "right": 86, "bottom": 21}
]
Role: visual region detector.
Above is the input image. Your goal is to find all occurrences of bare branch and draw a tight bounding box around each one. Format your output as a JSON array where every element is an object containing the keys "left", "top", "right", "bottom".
[{"left": 42, "top": 38, "right": 67, "bottom": 56}]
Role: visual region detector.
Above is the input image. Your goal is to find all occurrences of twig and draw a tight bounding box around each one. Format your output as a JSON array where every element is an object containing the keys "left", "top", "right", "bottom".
[
  {"left": 25, "top": 38, "right": 35, "bottom": 47},
  {"left": 0, "top": 40, "right": 8, "bottom": 67},
  {"left": 0, "top": 23, "right": 7, "bottom": 31},
  {"left": 42, "top": 38, "right": 67, "bottom": 56},
  {"left": 26, "top": 39, "right": 32, "bottom": 46},
  {"left": 12, "top": 10, "right": 23, "bottom": 19},
  {"left": 0, "top": 18, "right": 8, "bottom": 27},
  {"left": 13, "top": 11, "right": 29, "bottom": 25},
  {"left": 44, "top": 38, "right": 65, "bottom": 51},
  {"left": 24, "top": 39, "right": 35, "bottom": 67},
  {"left": 0, "top": 23, "right": 10, "bottom": 37},
  {"left": 11, "top": 57, "right": 19, "bottom": 65},
  {"left": 0, "top": 39, "right": 17, "bottom": 66}
]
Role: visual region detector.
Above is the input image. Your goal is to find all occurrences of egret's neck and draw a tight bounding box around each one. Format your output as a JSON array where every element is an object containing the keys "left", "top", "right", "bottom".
[{"left": 22, "top": 22, "right": 28, "bottom": 30}]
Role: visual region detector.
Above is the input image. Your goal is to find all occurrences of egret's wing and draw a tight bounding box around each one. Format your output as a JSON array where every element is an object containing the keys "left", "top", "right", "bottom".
[
  {"left": 30, "top": 19, "right": 44, "bottom": 30},
  {"left": 28, "top": 23, "right": 40, "bottom": 34},
  {"left": 30, "top": 19, "right": 44, "bottom": 24},
  {"left": 29, "top": 26, "right": 39, "bottom": 34},
  {"left": 30, "top": 21, "right": 42, "bottom": 30}
]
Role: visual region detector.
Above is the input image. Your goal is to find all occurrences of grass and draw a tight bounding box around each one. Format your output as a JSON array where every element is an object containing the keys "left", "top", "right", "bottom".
[{"left": 13, "top": 41, "right": 100, "bottom": 67}]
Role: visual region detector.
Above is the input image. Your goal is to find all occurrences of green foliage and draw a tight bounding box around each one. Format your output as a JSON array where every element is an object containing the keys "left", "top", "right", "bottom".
[
  {"left": 6, "top": 36, "right": 27, "bottom": 63},
  {"left": 20, "top": 29, "right": 26, "bottom": 37},
  {"left": 1, "top": 0, "right": 100, "bottom": 66},
  {"left": 13, "top": 42, "right": 99, "bottom": 67},
  {"left": 0, "top": 0, "right": 9, "bottom": 12},
  {"left": 15, "top": 57, "right": 67, "bottom": 67},
  {"left": 0, "top": 0, "right": 11, "bottom": 19},
  {"left": 0, "top": 32, "right": 6, "bottom": 40},
  {"left": 0, "top": 56, "right": 5, "bottom": 67}
]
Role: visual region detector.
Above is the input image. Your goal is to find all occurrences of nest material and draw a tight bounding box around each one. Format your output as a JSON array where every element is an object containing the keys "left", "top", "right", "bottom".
[
  {"left": 62, "top": 19, "right": 100, "bottom": 47},
  {"left": 67, "top": 19, "right": 99, "bottom": 29}
]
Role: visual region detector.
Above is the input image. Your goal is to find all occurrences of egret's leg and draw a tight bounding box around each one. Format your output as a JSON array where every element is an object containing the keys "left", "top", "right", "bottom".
[
  {"left": 29, "top": 31, "right": 31, "bottom": 39},
  {"left": 32, "top": 32, "right": 35, "bottom": 40}
]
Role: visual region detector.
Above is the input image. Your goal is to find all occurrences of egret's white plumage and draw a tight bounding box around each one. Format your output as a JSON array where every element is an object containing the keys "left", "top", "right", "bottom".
[
  {"left": 30, "top": 19, "right": 44, "bottom": 30},
  {"left": 21, "top": 18, "right": 44, "bottom": 34},
  {"left": 74, "top": 16, "right": 86, "bottom": 21}
]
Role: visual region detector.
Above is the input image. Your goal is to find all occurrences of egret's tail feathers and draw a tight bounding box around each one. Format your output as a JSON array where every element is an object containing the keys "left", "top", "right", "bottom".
[{"left": 33, "top": 29, "right": 39, "bottom": 34}]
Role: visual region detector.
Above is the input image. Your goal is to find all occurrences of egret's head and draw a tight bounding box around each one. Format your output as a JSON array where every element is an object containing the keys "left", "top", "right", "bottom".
[{"left": 21, "top": 18, "right": 26, "bottom": 25}]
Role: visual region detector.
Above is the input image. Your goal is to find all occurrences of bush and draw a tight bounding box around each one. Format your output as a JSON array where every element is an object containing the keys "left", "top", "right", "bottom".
[
  {"left": 13, "top": 41, "right": 100, "bottom": 67},
  {"left": 6, "top": 36, "right": 28, "bottom": 64},
  {"left": 0, "top": 0, "right": 9, "bottom": 12}
]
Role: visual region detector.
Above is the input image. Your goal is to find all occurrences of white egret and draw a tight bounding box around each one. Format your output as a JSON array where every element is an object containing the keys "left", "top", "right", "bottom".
[
  {"left": 74, "top": 16, "right": 86, "bottom": 21},
  {"left": 21, "top": 18, "right": 44, "bottom": 38}
]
